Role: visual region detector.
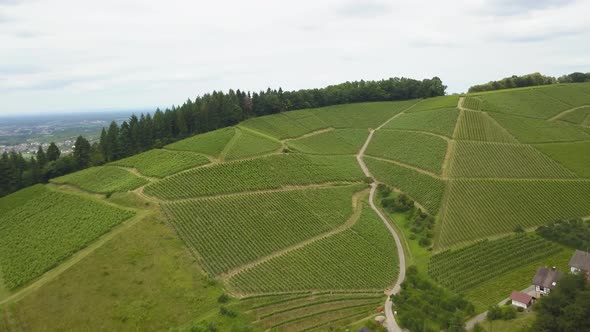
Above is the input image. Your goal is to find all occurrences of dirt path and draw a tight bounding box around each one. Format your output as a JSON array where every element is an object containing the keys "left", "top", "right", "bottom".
[
  {"left": 219, "top": 126, "right": 243, "bottom": 162},
  {"left": 222, "top": 189, "right": 368, "bottom": 283},
  {"left": 357, "top": 104, "right": 418, "bottom": 332},
  {"left": 283, "top": 127, "right": 335, "bottom": 141},
  {"left": 548, "top": 105, "right": 590, "bottom": 122},
  {"left": 113, "top": 165, "right": 159, "bottom": 182},
  {"left": 380, "top": 128, "right": 452, "bottom": 142}
]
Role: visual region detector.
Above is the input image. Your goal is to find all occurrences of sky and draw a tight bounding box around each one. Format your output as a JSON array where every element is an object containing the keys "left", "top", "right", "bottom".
[{"left": 1, "top": 0, "right": 589, "bottom": 115}]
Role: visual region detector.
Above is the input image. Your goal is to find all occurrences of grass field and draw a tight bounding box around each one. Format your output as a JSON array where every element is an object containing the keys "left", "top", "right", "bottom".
[
  {"left": 229, "top": 202, "right": 397, "bottom": 292},
  {"left": 448, "top": 141, "right": 576, "bottom": 179},
  {"left": 534, "top": 141, "right": 590, "bottom": 177},
  {"left": 479, "top": 88, "right": 572, "bottom": 119},
  {"left": 163, "top": 185, "right": 365, "bottom": 275},
  {"left": 224, "top": 130, "right": 282, "bottom": 160},
  {"left": 144, "top": 154, "right": 365, "bottom": 199},
  {"left": 406, "top": 95, "right": 459, "bottom": 113},
  {"left": 286, "top": 129, "right": 369, "bottom": 155},
  {"left": 165, "top": 127, "right": 236, "bottom": 158},
  {"left": 52, "top": 166, "right": 148, "bottom": 193},
  {"left": 489, "top": 112, "right": 590, "bottom": 143},
  {"left": 438, "top": 179, "right": 590, "bottom": 249},
  {"left": 366, "top": 130, "right": 448, "bottom": 174},
  {"left": 0, "top": 211, "right": 255, "bottom": 332},
  {"left": 365, "top": 157, "right": 445, "bottom": 214},
  {"left": 384, "top": 107, "right": 459, "bottom": 137},
  {"left": 0, "top": 185, "right": 134, "bottom": 290},
  {"left": 455, "top": 110, "right": 518, "bottom": 143},
  {"left": 111, "top": 149, "right": 210, "bottom": 178}
]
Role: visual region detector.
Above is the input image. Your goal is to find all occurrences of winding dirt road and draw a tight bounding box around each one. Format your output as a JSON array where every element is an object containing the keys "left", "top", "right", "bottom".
[{"left": 357, "top": 129, "right": 406, "bottom": 332}]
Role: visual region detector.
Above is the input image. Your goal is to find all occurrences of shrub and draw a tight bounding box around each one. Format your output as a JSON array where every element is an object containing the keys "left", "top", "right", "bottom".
[
  {"left": 217, "top": 293, "right": 229, "bottom": 303},
  {"left": 219, "top": 305, "right": 237, "bottom": 318}
]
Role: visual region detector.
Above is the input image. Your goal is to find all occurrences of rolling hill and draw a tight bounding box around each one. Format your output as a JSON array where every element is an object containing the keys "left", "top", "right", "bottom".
[{"left": 1, "top": 83, "right": 590, "bottom": 331}]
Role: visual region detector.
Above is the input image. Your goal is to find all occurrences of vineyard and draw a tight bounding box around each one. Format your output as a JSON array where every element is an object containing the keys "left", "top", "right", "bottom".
[
  {"left": 0, "top": 185, "right": 134, "bottom": 289},
  {"left": 489, "top": 112, "right": 590, "bottom": 143},
  {"left": 165, "top": 127, "right": 236, "bottom": 158},
  {"left": 229, "top": 203, "right": 398, "bottom": 292},
  {"left": 478, "top": 88, "right": 571, "bottom": 119},
  {"left": 454, "top": 110, "right": 518, "bottom": 143},
  {"left": 448, "top": 141, "right": 576, "bottom": 179},
  {"left": 461, "top": 96, "right": 482, "bottom": 110},
  {"left": 437, "top": 179, "right": 590, "bottom": 249},
  {"left": 242, "top": 292, "right": 383, "bottom": 332},
  {"left": 111, "top": 149, "right": 210, "bottom": 177},
  {"left": 52, "top": 166, "right": 148, "bottom": 193},
  {"left": 428, "top": 235, "right": 563, "bottom": 293},
  {"left": 224, "top": 130, "right": 282, "bottom": 160},
  {"left": 366, "top": 130, "right": 447, "bottom": 174},
  {"left": 144, "top": 154, "right": 365, "bottom": 199},
  {"left": 365, "top": 157, "right": 445, "bottom": 214},
  {"left": 311, "top": 100, "right": 415, "bottom": 129},
  {"left": 383, "top": 107, "right": 459, "bottom": 137},
  {"left": 535, "top": 141, "right": 590, "bottom": 177},
  {"left": 406, "top": 95, "right": 459, "bottom": 113},
  {"left": 241, "top": 111, "right": 328, "bottom": 140},
  {"left": 286, "top": 129, "right": 369, "bottom": 155},
  {"left": 536, "top": 84, "right": 590, "bottom": 106},
  {"left": 162, "top": 185, "right": 365, "bottom": 275}
]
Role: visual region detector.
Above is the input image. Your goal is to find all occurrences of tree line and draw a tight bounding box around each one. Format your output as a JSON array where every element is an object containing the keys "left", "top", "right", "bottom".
[
  {"left": 467, "top": 72, "right": 590, "bottom": 93},
  {"left": 0, "top": 76, "right": 446, "bottom": 197}
]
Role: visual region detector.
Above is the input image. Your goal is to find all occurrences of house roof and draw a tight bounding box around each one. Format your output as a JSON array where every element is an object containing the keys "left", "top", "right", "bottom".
[
  {"left": 510, "top": 291, "right": 533, "bottom": 304},
  {"left": 532, "top": 267, "right": 562, "bottom": 288},
  {"left": 569, "top": 250, "right": 590, "bottom": 271}
]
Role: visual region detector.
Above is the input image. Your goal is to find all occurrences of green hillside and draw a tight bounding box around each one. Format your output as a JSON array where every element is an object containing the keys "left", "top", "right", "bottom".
[{"left": 2, "top": 83, "right": 590, "bottom": 331}]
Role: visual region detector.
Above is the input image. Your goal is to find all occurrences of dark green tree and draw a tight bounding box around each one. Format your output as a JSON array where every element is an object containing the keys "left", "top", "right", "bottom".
[
  {"left": 46, "top": 142, "right": 61, "bottom": 161},
  {"left": 73, "top": 135, "right": 91, "bottom": 169},
  {"left": 36, "top": 146, "right": 47, "bottom": 167}
]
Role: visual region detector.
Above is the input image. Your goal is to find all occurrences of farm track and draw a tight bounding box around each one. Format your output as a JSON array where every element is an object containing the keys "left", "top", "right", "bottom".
[
  {"left": 364, "top": 156, "right": 442, "bottom": 179},
  {"left": 548, "top": 104, "right": 590, "bottom": 121},
  {"left": 113, "top": 165, "right": 159, "bottom": 182},
  {"left": 219, "top": 126, "right": 243, "bottom": 162},
  {"left": 222, "top": 189, "right": 368, "bottom": 284},
  {"left": 357, "top": 102, "right": 421, "bottom": 332},
  {"left": 283, "top": 127, "right": 335, "bottom": 141},
  {"left": 380, "top": 128, "right": 451, "bottom": 142}
]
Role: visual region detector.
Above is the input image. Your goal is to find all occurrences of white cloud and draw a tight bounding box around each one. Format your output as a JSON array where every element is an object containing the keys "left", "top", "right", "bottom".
[{"left": 0, "top": 0, "right": 589, "bottom": 114}]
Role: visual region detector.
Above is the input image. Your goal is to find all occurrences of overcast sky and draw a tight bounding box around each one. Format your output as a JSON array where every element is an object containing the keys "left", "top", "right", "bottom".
[{"left": 1, "top": 0, "right": 589, "bottom": 115}]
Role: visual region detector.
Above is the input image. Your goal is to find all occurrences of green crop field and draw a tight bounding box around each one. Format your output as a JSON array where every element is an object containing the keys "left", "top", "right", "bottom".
[
  {"left": 52, "top": 166, "right": 148, "bottom": 193},
  {"left": 478, "top": 88, "right": 572, "bottom": 119},
  {"left": 462, "top": 96, "right": 482, "bottom": 110},
  {"left": 383, "top": 107, "right": 459, "bottom": 137},
  {"left": 406, "top": 95, "right": 459, "bottom": 113},
  {"left": 111, "top": 149, "right": 210, "bottom": 177},
  {"left": 556, "top": 106, "right": 590, "bottom": 125},
  {"left": 535, "top": 141, "right": 590, "bottom": 177},
  {"left": 455, "top": 110, "right": 518, "bottom": 143},
  {"left": 429, "top": 235, "right": 563, "bottom": 293},
  {"left": 366, "top": 130, "right": 448, "bottom": 174},
  {"left": 162, "top": 185, "right": 364, "bottom": 275},
  {"left": 286, "top": 129, "right": 368, "bottom": 155},
  {"left": 165, "top": 127, "right": 236, "bottom": 158},
  {"left": 489, "top": 112, "right": 590, "bottom": 143},
  {"left": 537, "top": 84, "right": 590, "bottom": 106},
  {"left": 224, "top": 130, "right": 282, "bottom": 160},
  {"left": 144, "top": 154, "right": 364, "bottom": 199},
  {"left": 438, "top": 179, "right": 590, "bottom": 249},
  {"left": 229, "top": 203, "right": 397, "bottom": 292},
  {"left": 313, "top": 100, "right": 416, "bottom": 129},
  {"left": 448, "top": 141, "right": 576, "bottom": 179},
  {"left": 0, "top": 185, "right": 134, "bottom": 290},
  {"left": 365, "top": 157, "right": 445, "bottom": 214},
  {"left": 241, "top": 112, "right": 328, "bottom": 140}
]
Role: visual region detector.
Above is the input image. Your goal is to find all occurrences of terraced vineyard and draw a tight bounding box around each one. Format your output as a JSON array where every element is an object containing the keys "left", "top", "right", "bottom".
[
  {"left": 52, "top": 166, "right": 148, "bottom": 193},
  {"left": 165, "top": 127, "right": 236, "bottom": 158},
  {"left": 455, "top": 110, "right": 517, "bottom": 143},
  {"left": 448, "top": 141, "right": 576, "bottom": 179},
  {"left": 383, "top": 107, "right": 459, "bottom": 137},
  {"left": 478, "top": 88, "right": 572, "bottom": 119},
  {"left": 438, "top": 179, "right": 590, "bottom": 249},
  {"left": 0, "top": 185, "right": 134, "bottom": 289},
  {"left": 535, "top": 141, "right": 590, "bottom": 177},
  {"left": 489, "top": 112, "right": 590, "bottom": 143},
  {"left": 144, "top": 154, "right": 365, "bottom": 199},
  {"left": 111, "top": 149, "right": 210, "bottom": 177},
  {"left": 286, "top": 129, "right": 368, "bottom": 155},
  {"left": 556, "top": 105, "right": 590, "bottom": 125},
  {"left": 365, "top": 157, "right": 445, "bottom": 214},
  {"left": 366, "top": 130, "right": 448, "bottom": 174},
  {"left": 407, "top": 95, "right": 459, "bottom": 113},
  {"left": 429, "top": 235, "right": 563, "bottom": 292},
  {"left": 229, "top": 203, "right": 397, "bottom": 292},
  {"left": 162, "top": 185, "right": 365, "bottom": 275},
  {"left": 225, "top": 129, "right": 283, "bottom": 160}
]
